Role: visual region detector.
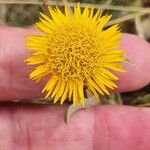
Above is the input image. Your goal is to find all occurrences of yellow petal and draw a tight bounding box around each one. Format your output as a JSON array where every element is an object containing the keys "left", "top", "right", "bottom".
[
  {"left": 102, "top": 24, "right": 119, "bottom": 37},
  {"left": 40, "top": 12, "right": 53, "bottom": 23},
  {"left": 54, "top": 80, "right": 66, "bottom": 103},
  {"left": 60, "top": 81, "right": 69, "bottom": 104},
  {"left": 95, "top": 74, "right": 117, "bottom": 89},
  {"left": 68, "top": 80, "right": 73, "bottom": 100},
  {"left": 101, "top": 68, "right": 119, "bottom": 80},
  {"left": 36, "top": 22, "right": 52, "bottom": 33},
  {"left": 97, "top": 15, "right": 112, "bottom": 31},
  {"left": 103, "top": 56, "right": 125, "bottom": 62},
  {"left": 55, "top": 6, "right": 67, "bottom": 22},
  {"left": 64, "top": 5, "right": 71, "bottom": 17},
  {"left": 42, "top": 76, "right": 58, "bottom": 93},
  {"left": 78, "top": 81, "right": 85, "bottom": 107},
  {"left": 25, "top": 55, "right": 46, "bottom": 65},
  {"left": 74, "top": 2, "right": 81, "bottom": 16},
  {"left": 39, "top": 18, "right": 53, "bottom": 30},
  {"left": 105, "top": 63, "right": 126, "bottom": 72},
  {"left": 87, "top": 78, "right": 104, "bottom": 95},
  {"left": 88, "top": 83, "right": 100, "bottom": 100},
  {"left": 82, "top": 4, "right": 89, "bottom": 17},
  {"left": 93, "top": 9, "right": 102, "bottom": 21},
  {"left": 73, "top": 82, "right": 78, "bottom": 106},
  {"left": 51, "top": 80, "right": 62, "bottom": 98},
  {"left": 45, "top": 77, "right": 58, "bottom": 98},
  {"left": 29, "top": 65, "right": 48, "bottom": 79},
  {"left": 48, "top": 6, "right": 62, "bottom": 25},
  {"left": 93, "top": 75, "right": 110, "bottom": 95},
  {"left": 89, "top": 6, "right": 94, "bottom": 18}
]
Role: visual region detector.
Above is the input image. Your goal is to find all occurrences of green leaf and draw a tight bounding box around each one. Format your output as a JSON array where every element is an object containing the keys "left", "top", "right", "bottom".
[{"left": 131, "top": 94, "right": 150, "bottom": 106}]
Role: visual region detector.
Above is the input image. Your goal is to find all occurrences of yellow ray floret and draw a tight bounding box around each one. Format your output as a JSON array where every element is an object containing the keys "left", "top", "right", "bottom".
[{"left": 25, "top": 3, "right": 126, "bottom": 107}]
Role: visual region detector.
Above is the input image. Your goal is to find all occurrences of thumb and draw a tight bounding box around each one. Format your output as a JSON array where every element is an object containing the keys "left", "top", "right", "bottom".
[{"left": 0, "top": 104, "right": 149, "bottom": 150}]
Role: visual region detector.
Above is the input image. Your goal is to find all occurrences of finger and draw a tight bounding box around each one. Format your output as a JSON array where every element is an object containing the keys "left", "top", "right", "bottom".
[
  {"left": 0, "top": 27, "right": 44, "bottom": 101},
  {"left": 0, "top": 104, "right": 149, "bottom": 150},
  {"left": 0, "top": 27, "right": 150, "bottom": 101},
  {"left": 116, "top": 33, "right": 150, "bottom": 92}
]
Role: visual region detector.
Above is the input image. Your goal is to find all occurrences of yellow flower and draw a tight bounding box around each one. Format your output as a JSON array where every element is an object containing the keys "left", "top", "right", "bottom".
[{"left": 25, "top": 3, "right": 125, "bottom": 107}]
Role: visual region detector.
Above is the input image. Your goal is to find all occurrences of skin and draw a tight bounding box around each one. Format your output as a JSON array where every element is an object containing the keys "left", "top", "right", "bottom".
[{"left": 0, "top": 27, "right": 150, "bottom": 150}]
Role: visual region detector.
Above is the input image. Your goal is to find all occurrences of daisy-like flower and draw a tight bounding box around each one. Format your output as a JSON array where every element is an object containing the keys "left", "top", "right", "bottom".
[{"left": 25, "top": 3, "right": 126, "bottom": 107}]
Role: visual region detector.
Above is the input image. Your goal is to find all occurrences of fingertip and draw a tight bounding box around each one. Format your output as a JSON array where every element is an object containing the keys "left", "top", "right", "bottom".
[{"left": 116, "top": 33, "right": 150, "bottom": 92}]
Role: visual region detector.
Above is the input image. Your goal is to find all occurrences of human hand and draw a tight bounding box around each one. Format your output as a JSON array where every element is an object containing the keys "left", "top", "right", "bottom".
[{"left": 0, "top": 27, "right": 150, "bottom": 150}]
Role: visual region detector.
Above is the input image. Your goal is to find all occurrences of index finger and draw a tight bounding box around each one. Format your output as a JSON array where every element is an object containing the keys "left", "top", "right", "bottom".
[{"left": 0, "top": 27, "right": 150, "bottom": 101}]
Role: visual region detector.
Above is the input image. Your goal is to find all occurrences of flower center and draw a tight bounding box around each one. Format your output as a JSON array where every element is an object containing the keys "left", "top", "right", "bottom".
[{"left": 45, "top": 23, "right": 102, "bottom": 80}]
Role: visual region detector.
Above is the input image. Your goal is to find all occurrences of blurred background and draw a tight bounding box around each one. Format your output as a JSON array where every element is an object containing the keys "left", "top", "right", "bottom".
[{"left": 0, "top": 0, "right": 149, "bottom": 106}]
